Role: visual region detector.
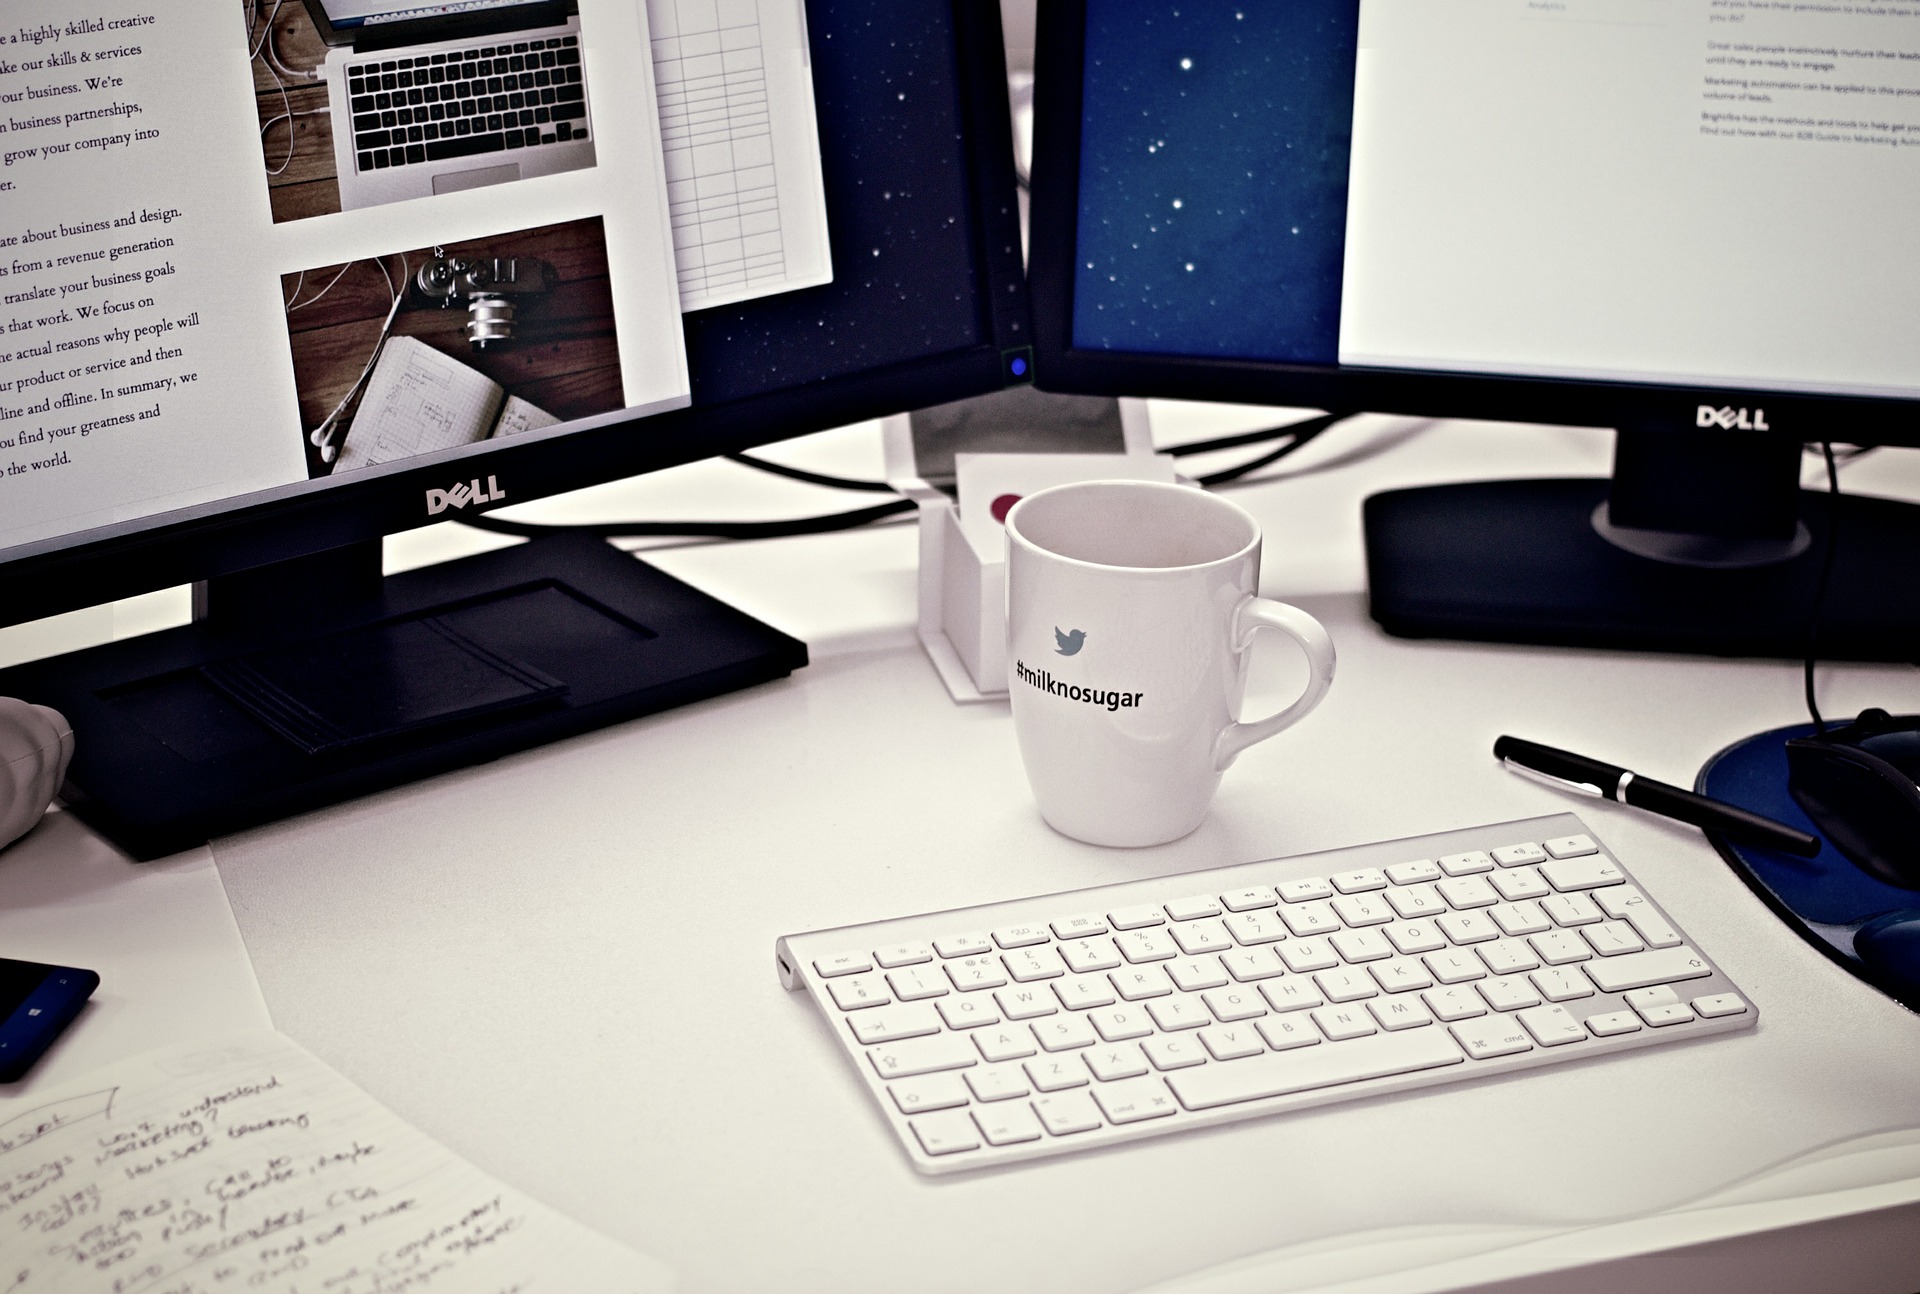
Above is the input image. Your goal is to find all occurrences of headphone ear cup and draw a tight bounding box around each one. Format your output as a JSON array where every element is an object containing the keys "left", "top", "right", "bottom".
[
  {"left": 1787, "top": 738, "right": 1920, "bottom": 889},
  {"left": 1854, "top": 909, "right": 1920, "bottom": 1012}
]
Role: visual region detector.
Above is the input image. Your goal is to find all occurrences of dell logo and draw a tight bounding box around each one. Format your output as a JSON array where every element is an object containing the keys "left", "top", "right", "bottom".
[
  {"left": 1696, "top": 405, "right": 1770, "bottom": 431},
  {"left": 425, "top": 475, "right": 506, "bottom": 515}
]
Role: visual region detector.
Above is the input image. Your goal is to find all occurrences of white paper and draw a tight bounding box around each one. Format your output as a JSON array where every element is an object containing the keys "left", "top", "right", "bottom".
[
  {"left": 649, "top": 0, "right": 833, "bottom": 311},
  {"left": 0, "top": 1031, "right": 674, "bottom": 1293},
  {"left": 953, "top": 451, "right": 1177, "bottom": 559}
]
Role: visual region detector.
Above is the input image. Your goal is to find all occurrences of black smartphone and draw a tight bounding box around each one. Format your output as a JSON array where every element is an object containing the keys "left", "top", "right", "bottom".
[{"left": 0, "top": 957, "right": 99, "bottom": 1083}]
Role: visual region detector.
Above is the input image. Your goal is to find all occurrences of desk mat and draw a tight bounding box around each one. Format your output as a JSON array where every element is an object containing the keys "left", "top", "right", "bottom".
[{"left": 1698, "top": 722, "right": 1920, "bottom": 1012}]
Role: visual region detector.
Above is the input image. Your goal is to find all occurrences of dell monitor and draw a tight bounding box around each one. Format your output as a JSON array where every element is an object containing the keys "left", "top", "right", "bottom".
[
  {"left": 0, "top": 0, "right": 1029, "bottom": 858},
  {"left": 1028, "top": 0, "right": 1920, "bottom": 659}
]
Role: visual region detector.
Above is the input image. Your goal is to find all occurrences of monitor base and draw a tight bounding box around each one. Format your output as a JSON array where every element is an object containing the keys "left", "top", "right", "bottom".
[
  {"left": 0, "top": 533, "right": 807, "bottom": 860},
  {"left": 1365, "top": 478, "right": 1920, "bottom": 661}
]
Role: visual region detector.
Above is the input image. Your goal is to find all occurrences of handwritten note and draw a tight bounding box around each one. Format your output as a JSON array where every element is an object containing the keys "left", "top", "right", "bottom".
[{"left": 0, "top": 1032, "right": 673, "bottom": 1293}]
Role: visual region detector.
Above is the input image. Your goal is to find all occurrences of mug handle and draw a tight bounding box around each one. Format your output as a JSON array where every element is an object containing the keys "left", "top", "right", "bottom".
[{"left": 1212, "top": 596, "right": 1336, "bottom": 772}]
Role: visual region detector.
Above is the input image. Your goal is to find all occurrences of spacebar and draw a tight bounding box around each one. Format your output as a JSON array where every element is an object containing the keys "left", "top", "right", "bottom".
[
  {"left": 1167, "top": 1030, "right": 1465, "bottom": 1111},
  {"left": 426, "top": 133, "right": 506, "bottom": 162}
]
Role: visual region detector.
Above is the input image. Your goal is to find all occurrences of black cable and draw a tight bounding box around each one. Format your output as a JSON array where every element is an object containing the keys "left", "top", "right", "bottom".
[
  {"left": 723, "top": 451, "right": 898, "bottom": 493},
  {"left": 1165, "top": 411, "right": 1351, "bottom": 459},
  {"left": 1194, "top": 413, "right": 1353, "bottom": 485},
  {"left": 459, "top": 496, "right": 915, "bottom": 541},
  {"left": 1803, "top": 440, "right": 1841, "bottom": 732}
]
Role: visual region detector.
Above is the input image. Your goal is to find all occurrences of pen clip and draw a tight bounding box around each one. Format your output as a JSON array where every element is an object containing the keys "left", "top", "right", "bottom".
[{"left": 1503, "top": 758, "right": 1604, "bottom": 799}]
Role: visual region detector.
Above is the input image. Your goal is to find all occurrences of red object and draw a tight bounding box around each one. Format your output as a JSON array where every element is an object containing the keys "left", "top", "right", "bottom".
[{"left": 991, "top": 493, "right": 1021, "bottom": 524}]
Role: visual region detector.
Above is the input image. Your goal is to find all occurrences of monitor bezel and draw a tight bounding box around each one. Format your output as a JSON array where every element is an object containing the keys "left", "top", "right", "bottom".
[
  {"left": 1, "top": 1, "right": 1028, "bottom": 630},
  {"left": 1027, "top": 0, "right": 1920, "bottom": 451}
]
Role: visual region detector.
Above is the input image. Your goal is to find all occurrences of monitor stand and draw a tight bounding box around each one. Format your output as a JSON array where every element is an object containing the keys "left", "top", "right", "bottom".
[
  {"left": 0, "top": 533, "right": 806, "bottom": 860},
  {"left": 1364, "top": 423, "right": 1920, "bottom": 660}
]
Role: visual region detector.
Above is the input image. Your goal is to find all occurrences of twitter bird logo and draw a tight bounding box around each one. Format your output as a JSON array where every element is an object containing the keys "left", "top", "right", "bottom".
[{"left": 1054, "top": 627, "right": 1087, "bottom": 656}]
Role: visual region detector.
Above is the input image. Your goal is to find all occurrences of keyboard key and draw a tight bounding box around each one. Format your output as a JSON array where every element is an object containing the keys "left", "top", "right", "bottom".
[
  {"left": 1202, "top": 985, "right": 1268, "bottom": 1021},
  {"left": 1260, "top": 978, "right": 1324, "bottom": 1013},
  {"left": 1199, "top": 1024, "right": 1267, "bottom": 1060},
  {"left": 1544, "top": 834, "right": 1598, "bottom": 858},
  {"left": 1278, "top": 876, "right": 1333, "bottom": 902},
  {"left": 1146, "top": 996, "right": 1210, "bottom": 1031},
  {"left": 1436, "top": 911, "right": 1499, "bottom": 944},
  {"left": 875, "top": 942, "right": 932, "bottom": 968},
  {"left": 1542, "top": 893, "right": 1603, "bottom": 927},
  {"left": 1478, "top": 975, "right": 1542, "bottom": 1012},
  {"left": 1488, "top": 901, "right": 1552, "bottom": 938},
  {"left": 1491, "top": 867, "right": 1553, "bottom": 902},
  {"left": 1142, "top": 1033, "right": 1209, "bottom": 1070},
  {"left": 1369, "top": 958, "right": 1433, "bottom": 994},
  {"left": 1491, "top": 842, "right": 1548, "bottom": 867},
  {"left": 1167, "top": 957, "right": 1229, "bottom": 992},
  {"left": 869, "top": 1034, "right": 977, "bottom": 1079},
  {"left": 1583, "top": 920, "right": 1646, "bottom": 957},
  {"left": 994, "top": 986, "right": 1056, "bottom": 1019},
  {"left": 1438, "top": 851, "right": 1494, "bottom": 876},
  {"left": 1088, "top": 1005, "right": 1155, "bottom": 1042},
  {"left": 887, "top": 967, "right": 948, "bottom": 1000},
  {"left": 1585, "top": 1010, "right": 1642, "bottom": 1037},
  {"left": 1540, "top": 855, "right": 1625, "bottom": 892},
  {"left": 1385, "top": 921, "right": 1448, "bottom": 955},
  {"left": 1060, "top": 937, "right": 1122, "bottom": 974},
  {"left": 1052, "top": 913, "right": 1109, "bottom": 939},
  {"left": 1425, "top": 950, "right": 1486, "bottom": 984},
  {"left": 1436, "top": 875, "right": 1499, "bottom": 909},
  {"left": 1529, "top": 930, "right": 1591, "bottom": 966},
  {"left": 1165, "top": 894, "right": 1222, "bottom": 921},
  {"left": 1170, "top": 1029, "right": 1462, "bottom": 1109},
  {"left": 1221, "top": 885, "right": 1278, "bottom": 911},
  {"left": 944, "top": 956, "right": 1006, "bottom": 992},
  {"left": 1478, "top": 938, "right": 1541, "bottom": 976},
  {"left": 1368, "top": 995, "right": 1435, "bottom": 1031},
  {"left": 1282, "top": 901, "right": 1340, "bottom": 937},
  {"left": 1597, "top": 887, "right": 1684, "bottom": 948},
  {"left": 1053, "top": 976, "right": 1116, "bottom": 1011},
  {"left": 993, "top": 923, "right": 1050, "bottom": 949},
  {"left": 1171, "top": 919, "right": 1234, "bottom": 955},
  {"left": 1331, "top": 894, "right": 1394, "bottom": 927},
  {"left": 1092, "top": 1076, "right": 1180, "bottom": 1123},
  {"left": 1033, "top": 1091, "right": 1103, "bottom": 1135},
  {"left": 1529, "top": 966, "right": 1594, "bottom": 1003},
  {"left": 1223, "top": 910, "right": 1289, "bottom": 945},
  {"left": 1422, "top": 985, "right": 1486, "bottom": 1022},
  {"left": 827, "top": 974, "right": 889, "bottom": 1011},
  {"left": 889, "top": 1073, "right": 968, "bottom": 1113},
  {"left": 1025, "top": 1055, "right": 1088, "bottom": 1091},
  {"left": 972, "top": 1102, "right": 1043, "bottom": 1147},
  {"left": 1330, "top": 867, "right": 1387, "bottom": 893},
  {"left": 424, "top": 131, "right": 507, "bottom": 162},
  {"left": 1314, "top": 969, "right": 1378, "bottom": 1003},
  {"left": 1585, "top": 946, "right": 1713, "bottom": 993},
  {"left": 1255, "top": 1014, "right": 1321, "bottom": 1050},
  {"left": 1116, "top": 929, "right": 1177, "bottom": 963},
  {"left": 1386, "top": 859, "right": 1442, "bottom": 885},
  {"left": 1084, "top": 1043, "right": 1148, "bottom": 1082},
  {"left": 1312, "top": 1004, "right": 1377, "bottom": 1040},
  {"left": 910, "top": 1110, "right": 980, "bottom": 1156},
  {"left": 1277, "top": 938, "right": 1340, "bottom": 973},
  {"left": 1387, "top": 883, "right": 1446, "bottom": 920},
  {"left": 1517, "top": 1004, "right": 1586, "bottom": 1046},
  {"left": 934, "top": 932, "right": 991, "bottom": 958},
  {"left": 973, "top": 1027, "right": 1036, "bottom": 1063},
  {"left": 1222, "top": 947, "right": 1287, "bottom": 981},
  {"left": 849, "top": 1004, "right": 941, "bottom": 1043},
  {"left": 814, "top": 950, "right": 872, "bottom": 978},
  {"left": 937, "top": 995, "right": 1000, "bottom": 1030},
  {"left": 1108, "top": 904, "right": 1165, "bottom": 930},
  {"left": 1033, "top": 1015, "right": 1097, "bottom": 1052},
  {"left": 1693, "top": 992, "right": 1749, "bottom": 1018},
  {"left": 1004, "top": 946, "right": 1066, "bottom": 982},
  {"left": 1450, "top": 1014, "right": 1533, "bottom": 1060},
  {"left": 1110, "top": 966, "right": 1173, "bottom": 1001},
  {"left": 1330, "top": 928, "right": 1393, "bottom": 963}
]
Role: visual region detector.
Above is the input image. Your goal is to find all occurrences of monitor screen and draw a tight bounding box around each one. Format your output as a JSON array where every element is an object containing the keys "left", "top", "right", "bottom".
[
  {"left": 1038, "top": 0, "right": 1920, "bottom": 430},
  {"left": 1, "top": 0, "right": 1025, "bottom": 604}
]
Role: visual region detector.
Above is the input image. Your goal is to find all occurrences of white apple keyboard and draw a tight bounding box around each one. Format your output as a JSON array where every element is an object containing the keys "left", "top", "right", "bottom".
[{"left": 776, "top": 813, "right": 1756, "bottom": 1174}]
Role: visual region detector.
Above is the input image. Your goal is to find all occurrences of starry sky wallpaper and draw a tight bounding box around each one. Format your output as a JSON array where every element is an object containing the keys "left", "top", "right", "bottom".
[{"left": 1072, "top": 0, "right": 1361, "bottom": 365}]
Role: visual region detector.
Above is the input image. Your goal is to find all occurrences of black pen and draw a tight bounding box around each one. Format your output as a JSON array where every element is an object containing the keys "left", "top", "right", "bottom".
[{"left": 1493, "top": 735, "right": 1821, "bottom": 857}]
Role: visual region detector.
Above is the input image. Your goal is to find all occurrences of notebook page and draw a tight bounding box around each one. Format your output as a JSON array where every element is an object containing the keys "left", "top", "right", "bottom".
[
  {"left": 334, "top": 337, "right": 505, "bottom": 474},
  {"left": 0, "top": 1031, "right": 674, "bottom": 1293}
]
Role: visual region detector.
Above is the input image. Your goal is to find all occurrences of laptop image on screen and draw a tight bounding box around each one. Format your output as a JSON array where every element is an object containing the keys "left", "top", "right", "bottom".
[{"left": 302, "top": 0, "right": 597, "bottom": 211}]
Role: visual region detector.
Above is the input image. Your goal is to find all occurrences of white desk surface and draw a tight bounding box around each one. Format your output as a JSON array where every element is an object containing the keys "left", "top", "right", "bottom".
[{"left": 5, "top": 408, "right": 1920, "bottom": 1292}]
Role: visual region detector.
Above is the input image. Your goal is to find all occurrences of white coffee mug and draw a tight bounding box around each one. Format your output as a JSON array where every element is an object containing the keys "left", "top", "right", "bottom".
[{"left": 1004, "top": 480, "right": 1335, "bottom": 847}]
